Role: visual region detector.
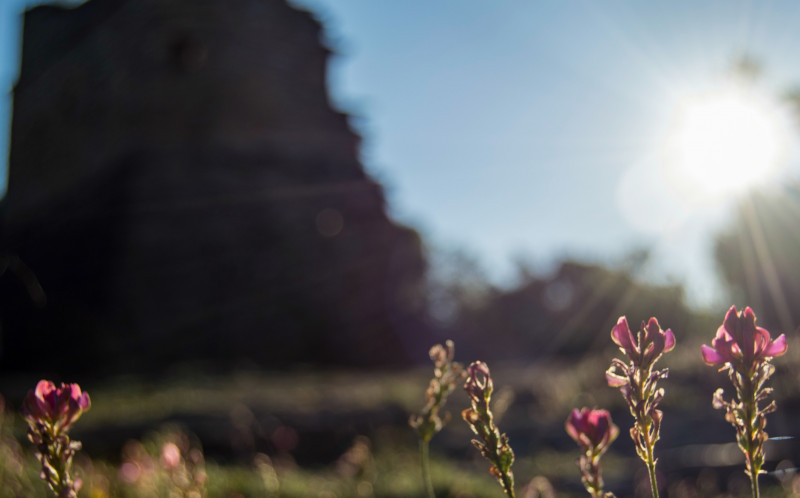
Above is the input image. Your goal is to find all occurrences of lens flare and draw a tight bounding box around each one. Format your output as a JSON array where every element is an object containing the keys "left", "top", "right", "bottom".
[{"left": 665, "top": 86, "right": 790, "bottom": 200}]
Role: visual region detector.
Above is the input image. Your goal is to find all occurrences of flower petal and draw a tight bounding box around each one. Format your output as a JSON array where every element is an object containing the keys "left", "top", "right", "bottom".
[
  {"left": 663, "top": 329, "right": 676, "bottom": 353},
  {"left": 78, "top": 392, "right": 91, "bottom": 411},
  {"left": 611, "top": 316, "right": 636, "bottom": 354},
  {"left": 711, "top": 329, "right": 738, "bottom": 360},
  {"left": 763, "top": 334, "right": 788, "bottom": 358},
  {"left": 605, "top": 370, "right": 628, "bottom": 387},
  {"left": 35, "top": 380, "right": 59, "bottom": 419},
  {"left": 701, "top": 344, "right": 727, "bottom": 365},
  {"left": 565, "top": 409, "right": 583, "bottom": 443},
  {"left": 588, "top": 411, "right": 609, "bottom": 445},
  {"left": 722, "top": 306, "right": 740, "bottom": 334}
]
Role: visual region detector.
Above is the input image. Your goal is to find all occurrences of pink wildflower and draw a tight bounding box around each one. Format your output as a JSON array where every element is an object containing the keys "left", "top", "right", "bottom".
[
  {"left": 21, "top": 380, "right": 90, "bottom": 498},
  {"left": 607, "top": 316, "right": 673, "bottom": 498},
  {"left": 703, "top": 306, "right": 787, "bottom": 496},
  {"left": 161, "top": 442, "right": 182, "bottom": 470},
  {"left": 566, "top": 407, "right": 618, "bottom": 497},
  {"left": 464, "top": 361, "right": 492, "bottom": 402},
  {"left": 21, "top": 380, "right": 91, "bottom": 433},
  {"left": 566, "top": 408, "right": 618, "bottom": 454},
  {"left": 701, "top": 305, "right": 787, "bottom": 371},
  {"left": 611, "top": 317, "right": 675, "bottom": 368}
]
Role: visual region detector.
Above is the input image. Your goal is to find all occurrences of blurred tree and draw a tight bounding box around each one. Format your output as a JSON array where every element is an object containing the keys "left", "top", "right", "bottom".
[
  {"left": 424, "top": 245, "right": 491, "bottom": 327},
  {"left": 446, "top": 258, "right": 695, "bottom": 362}
]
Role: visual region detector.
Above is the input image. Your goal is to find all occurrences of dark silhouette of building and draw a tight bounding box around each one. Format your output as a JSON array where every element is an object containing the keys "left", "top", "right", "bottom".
[{"left": 1, "top": 0, "right": 429, "bottom": 374}]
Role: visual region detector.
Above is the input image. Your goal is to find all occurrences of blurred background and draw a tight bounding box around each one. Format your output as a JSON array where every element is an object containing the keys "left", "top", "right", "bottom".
[{"left": 1, "top": 0, "right": 800, "bottom": 496}]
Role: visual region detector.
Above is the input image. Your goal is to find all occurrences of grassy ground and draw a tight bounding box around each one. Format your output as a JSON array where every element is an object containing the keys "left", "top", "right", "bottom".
[{"left": 3, "top": 335, "right": 800, "bottom": 496}]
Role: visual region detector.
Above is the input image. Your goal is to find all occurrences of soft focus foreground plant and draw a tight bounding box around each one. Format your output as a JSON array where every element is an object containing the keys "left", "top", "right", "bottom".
[
  {"left": 702, "top": 306, "right": 787, "bottom": 498},
  {"left": 159, "top": 433, "right": 207, "bottom": 498},
  {"left": 0, "top": 393, "right": 39, "bottom": 496},
  {"left": 21, "top": 380, "right": 91, "bottom": 498},
  {"left": 566, "top": 408, "right": 618, "bottom": 498},
  {"left": 120, "top": 430, "right": 207, "bottom": 498},
  {"left": 410, "top": 340, "right": 464, "bottom": 498},
  {"left": 605, "top": 317, "right": 674, "bottom": 498},
  {"left": 410, "top": 340, "right": 464, "bottom": 442},
  {"left": 462, "top": 361, "right": 516, "bottom": 498}
]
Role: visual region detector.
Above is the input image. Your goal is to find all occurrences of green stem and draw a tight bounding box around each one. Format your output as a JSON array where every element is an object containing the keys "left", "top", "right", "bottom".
[
  {"left": 588, "top": 452, "right": 604, "bottom": 498},
  {"left": 742, "top": 379, "right": 760, "bottom": 498},
  {"left": 750, "top": 473, "right": 759, "bottom": 498},
  {"left": 645, "top": 443, "right": 659, "bottom": 498},
  {"left": 637, "top": 375, "right": 659, "bottom": 498},
  {"left": 488, "top": 429, "right": 515, "bottom": 498},
  {"left": 420, "top": 439, "right": 435, "bottom": 498},
  {"left": 499, "top": 470, "right": 516, "bottom": 498}
]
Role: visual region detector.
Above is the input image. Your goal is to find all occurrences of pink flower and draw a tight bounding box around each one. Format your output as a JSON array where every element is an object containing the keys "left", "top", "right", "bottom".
[
  {"left": 611, "top": 316, "right": 675, "bottom": 367},
  {"left": 565, "top": 408, "right": 618, "bottom": 454},
  {"left": 161, "top": 442, "right": 182, "bottom": 470},
  {"left": 701, "top": 306, "right": 787, "bottom": 370},
  {"left": 21, "top": 380, "right": 91, "bottom": 433},
  {"left": 464, "top": 361, "right": 492, "bottom": 402}
]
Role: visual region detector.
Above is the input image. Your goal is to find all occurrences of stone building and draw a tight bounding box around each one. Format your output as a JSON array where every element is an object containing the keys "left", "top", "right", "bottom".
[{"left": 1, "top": 0, "right": 429, "bottom": 374}]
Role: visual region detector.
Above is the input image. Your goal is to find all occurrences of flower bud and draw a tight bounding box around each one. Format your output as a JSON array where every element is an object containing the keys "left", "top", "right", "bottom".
[{"left": 565, "top": 407, "right": 619, "bottom": 454}]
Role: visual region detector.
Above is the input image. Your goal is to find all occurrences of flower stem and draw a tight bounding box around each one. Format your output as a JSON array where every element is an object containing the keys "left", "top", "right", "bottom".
[
  {"left": 742, "top": 379, "right": 760, "bottom": 498},
  {"left": 584, "top": 451, "right": 605, "bottom": 498},
  {"left": 750, "top": 475, "right": 759, "bottom": 498},
  {"left": 499, "top": 469, "right": 516, "bottom": 498},
  {"left": 645, "top": 446, "right": 659, "bottom": 498},
  {"left": 638, "top": 382, "right": 659, "bottom": 498},
  {"left": 420, "top": 439, "right": 435, "bottom": 498}
]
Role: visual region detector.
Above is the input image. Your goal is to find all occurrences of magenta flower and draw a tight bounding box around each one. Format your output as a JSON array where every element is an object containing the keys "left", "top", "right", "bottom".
[
  {"left": 607, "top": 316, "right": 674, "bottom": 498},
  {"left": 611, "top": 316, "right": 675, "bottom": 367},
  {"left": 566, "top": 408, "right": 618, "bottom": 497},
  {"left": 21, "top": 380, "right": 91, "bottom": 433},
  {"left": 703, "top": 306, "right": 787, "bottom": 497},
  {"left": 701, "top": 305, "right": 787, "bottom": 371},
  {"left": 566, "top": 408, "right": 618, "bottom": 455},
  {"left": 464, "top": 361, "right": 492, "bottom": 402},
  {"left": 21, "top": 380, "right": 91, "bottom": 498}
]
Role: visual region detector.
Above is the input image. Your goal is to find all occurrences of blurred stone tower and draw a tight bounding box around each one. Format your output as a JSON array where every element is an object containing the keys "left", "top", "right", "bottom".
[{"left": 2, "top": 0, "right": 429, "bottom": 373}]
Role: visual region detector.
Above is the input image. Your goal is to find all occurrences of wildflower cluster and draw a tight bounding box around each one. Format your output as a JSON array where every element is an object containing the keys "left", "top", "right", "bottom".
[
  {"left": 702, "top": 306, "right": 787, "bottom": 498},
  {"left": 160, "top": 434, "right": 208, "bottom": 497},
  {"left": 462, "top": 361, "right": 516, "bottom": 498},
  {"left": 21, "top": 380, "right": 91, "bottom": 498},
  {"left": 605, "top": 317, "right": 674, "bottom": 498},
  {"left": 119, "top": 431, "right": 208, "bottom": 497},
  {"left": 566, "top": 408, "right": 618, "bottom": 498},
  {"left": 409, "top": 339, "right": 464, "bottom": 442}
]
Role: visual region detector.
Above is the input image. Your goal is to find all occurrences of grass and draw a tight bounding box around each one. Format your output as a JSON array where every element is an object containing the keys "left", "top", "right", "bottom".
[{"left": 4, "top": 336, "right": 800, "bottom": 497}]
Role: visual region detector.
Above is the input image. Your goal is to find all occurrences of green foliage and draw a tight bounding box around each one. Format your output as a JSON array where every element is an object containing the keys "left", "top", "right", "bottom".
[
  {"left": 450, "top": 257, "right": 698, "bottom": 361},
  {"left": 1, "top": 359, "right": 798, "bottom": 497}
]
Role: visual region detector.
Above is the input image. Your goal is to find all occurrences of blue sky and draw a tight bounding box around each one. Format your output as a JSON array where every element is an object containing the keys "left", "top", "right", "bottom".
[
  {"left": 0, "top": 0, "right": 25, "bottom": 193},
  {"left": 287, "top": 0, "right": 800, "bottom": 308},
  {"left": 3, "top": 1, "right": 800, "bottom": 308}
]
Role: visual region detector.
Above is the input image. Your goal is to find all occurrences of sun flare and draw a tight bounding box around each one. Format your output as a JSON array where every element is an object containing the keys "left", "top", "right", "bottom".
[{"left": 665, "top": 86, "right": 789, "bottom": 200}]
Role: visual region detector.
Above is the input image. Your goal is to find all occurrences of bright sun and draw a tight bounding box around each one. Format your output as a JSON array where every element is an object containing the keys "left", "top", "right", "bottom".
[{"left": 665, "top": 86, "right": 790, "bottom": 200}]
